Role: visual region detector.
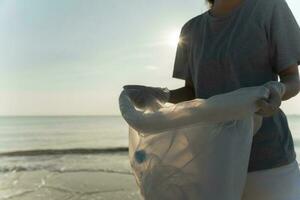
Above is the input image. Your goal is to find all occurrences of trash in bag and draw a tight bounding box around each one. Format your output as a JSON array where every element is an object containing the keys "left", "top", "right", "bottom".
[{"left": 119, "top": 84, "right": 274, "bottom": 200}]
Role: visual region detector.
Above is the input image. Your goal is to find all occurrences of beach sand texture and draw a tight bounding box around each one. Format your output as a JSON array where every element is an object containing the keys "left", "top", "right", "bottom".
[{"left": 0, "top": 153, "right": 142, "bottom": 200}]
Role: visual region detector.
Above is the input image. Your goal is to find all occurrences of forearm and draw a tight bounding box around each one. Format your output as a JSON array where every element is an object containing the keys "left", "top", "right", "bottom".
[
  {"left": 280, "top": 76, "right": 300, "bottom": 101},
  {"left": 168, "top": 86, "right": 195, "bottom": 104}
]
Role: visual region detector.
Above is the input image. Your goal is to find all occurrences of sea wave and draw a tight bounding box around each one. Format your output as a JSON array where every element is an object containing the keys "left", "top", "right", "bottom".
[
  {"left": 0, "top": 165, "right": 132, "bottom": 174},
  {"left": 0, "top": 147, "right": 128, "bottom": 157}
]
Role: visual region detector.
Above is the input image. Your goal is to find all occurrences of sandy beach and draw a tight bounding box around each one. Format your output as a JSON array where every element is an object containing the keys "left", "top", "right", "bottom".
[
  {"left": 1, "top": 116, "right": 299, "bottom": 200},
  {"left": 0, "top": 152, "right": 142, "bottom": 200}
]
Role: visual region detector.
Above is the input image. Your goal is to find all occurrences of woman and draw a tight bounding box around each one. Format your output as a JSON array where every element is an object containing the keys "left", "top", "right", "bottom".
[
  {"left": 169, "top": 0, "right": 300, "bottom": 199},
  {"left": 126, "top": 0, "right": 300, "bottom": 198}
]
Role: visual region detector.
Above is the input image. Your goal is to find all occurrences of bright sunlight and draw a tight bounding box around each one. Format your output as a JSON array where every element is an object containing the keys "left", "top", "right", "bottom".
[{"left": 166, "top": 30, "right": 181, "bottom": 47}]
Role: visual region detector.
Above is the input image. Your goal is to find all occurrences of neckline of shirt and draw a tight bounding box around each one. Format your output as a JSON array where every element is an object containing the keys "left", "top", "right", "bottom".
[{"left": 206, "top": 0, "right": 248, "bottom": 21}]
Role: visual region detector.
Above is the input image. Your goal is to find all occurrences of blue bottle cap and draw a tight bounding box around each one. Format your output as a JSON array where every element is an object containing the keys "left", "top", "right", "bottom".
[{"left": 134, "top": 150, "right": 146, "bottom": 164}]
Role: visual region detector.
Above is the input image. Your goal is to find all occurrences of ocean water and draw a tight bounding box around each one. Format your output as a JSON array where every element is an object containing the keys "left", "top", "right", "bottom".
[
  {"left": 0, "top": 115, "right": 299, "bottom": 199},
  {"left": 0, "top": 116, "right": 136, "bottom": 199},
  {"left": 0, "top": 115, "right": 299, "bottom": 173},
  {"left": 0, "top": 116, "right": 129, "bottom": 153},
  {"left": 0, "top": 116, "right": 132, "bottom": 174},
  {"left": 289, "top": 115, "right": 300, "bottom": 156}
]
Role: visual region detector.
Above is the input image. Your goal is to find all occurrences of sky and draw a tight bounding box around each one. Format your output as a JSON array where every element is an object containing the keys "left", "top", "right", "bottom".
[{"left": 0, "top": 0, "right": 299, "bottom": 116}]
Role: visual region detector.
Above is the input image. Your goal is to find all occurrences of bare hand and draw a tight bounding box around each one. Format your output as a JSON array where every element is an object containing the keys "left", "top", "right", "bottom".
[{"left": 255, "top": 86, "right": 282, "bottom": 117}]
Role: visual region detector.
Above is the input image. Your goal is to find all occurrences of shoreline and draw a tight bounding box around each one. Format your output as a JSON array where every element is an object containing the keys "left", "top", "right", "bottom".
[
  {"left": 0, "top": 153, "right": 141, "bottom": 200},
  {"left": 0, "top": 147, "right": 129, "bottom": 157}
]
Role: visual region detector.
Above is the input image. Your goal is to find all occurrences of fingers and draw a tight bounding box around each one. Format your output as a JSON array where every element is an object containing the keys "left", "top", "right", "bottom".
[
  {"left": 256, "top": 99, "right": 268, "bottom": 109},
  {"left": 255, "top": 98, "right": 280, "bottom": 117},
  {"left": 255, "top": 109, "right": 273, "bottom": 117},
  {"left": 255, "top": 99, "right": 271, "bottom": 117},
  {"left": 269, "top": 87, "right": 282, "bottom": 107},
  {"left": 263, "top": 81, "right": 286, "bottom": 98},
  {"left": 255, "top": 84, "right": 283, "bottom": 117}
]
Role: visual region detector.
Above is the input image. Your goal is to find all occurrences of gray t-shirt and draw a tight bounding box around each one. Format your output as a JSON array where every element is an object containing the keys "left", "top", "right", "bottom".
[{"left": 172, "top": 0, "right": 300, "bottom": 172}]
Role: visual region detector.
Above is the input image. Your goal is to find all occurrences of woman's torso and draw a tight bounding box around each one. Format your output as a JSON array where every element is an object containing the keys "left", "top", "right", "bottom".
[{"left": 183, "top": 0, "right": 296, "bottom": 172}]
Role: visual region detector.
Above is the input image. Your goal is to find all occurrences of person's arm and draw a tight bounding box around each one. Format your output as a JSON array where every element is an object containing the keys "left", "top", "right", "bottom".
[
  {"left": 255, "top": 0, "right": 300, "bottom": 117},
  {"left": 279, "top": 65, "right": 300, "bottom": 101},
  {"left": 256, "top": 65, "right": 300, "bottom": 117},
  {"left": 168, "top": 79, "right": 195, "bottom": 104}
]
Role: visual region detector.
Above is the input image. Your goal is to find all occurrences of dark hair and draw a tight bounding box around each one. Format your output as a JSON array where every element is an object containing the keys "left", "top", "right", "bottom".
[{"left": 206, "top": 0, "right": 214, "bottom": 7}]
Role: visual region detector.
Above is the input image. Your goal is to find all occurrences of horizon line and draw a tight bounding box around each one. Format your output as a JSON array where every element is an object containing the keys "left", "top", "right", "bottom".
[
  {"left": 0, "top": 114, "right": 122, "bottom": 117},
  {"left": 0, "top": 114, "right": 300, "bottom": 117}
]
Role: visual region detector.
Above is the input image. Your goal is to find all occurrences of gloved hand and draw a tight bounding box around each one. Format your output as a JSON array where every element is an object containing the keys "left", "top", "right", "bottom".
[
  {"left": 255, "top": 81, "right": 286, "bottom": 117},
  {"left": 123, "top": 85, "right": 170, "bottom": 110}
]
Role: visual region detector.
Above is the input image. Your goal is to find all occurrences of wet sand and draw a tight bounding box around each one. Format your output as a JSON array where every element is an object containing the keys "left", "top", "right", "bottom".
[{"left": 0, "top": 153, "right": 142, "bottom": 200}]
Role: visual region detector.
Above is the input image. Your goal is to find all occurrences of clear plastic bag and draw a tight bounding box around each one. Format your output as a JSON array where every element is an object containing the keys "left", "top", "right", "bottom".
[{"left": 119, "top": 85, "right": 270, "bottom": 200}]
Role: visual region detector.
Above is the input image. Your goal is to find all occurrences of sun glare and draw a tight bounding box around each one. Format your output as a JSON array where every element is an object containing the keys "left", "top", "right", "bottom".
[{"left": 167, "top": 30, "right": 181, "bottom": 47}]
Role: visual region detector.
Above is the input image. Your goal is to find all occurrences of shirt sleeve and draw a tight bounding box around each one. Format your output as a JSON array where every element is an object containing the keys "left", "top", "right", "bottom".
[
  {"left": 172, "top": 23, "right": 193, "bottom": 82},
  {"left": 268, "top": 0, "right": 300, "bottom": 74}
]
